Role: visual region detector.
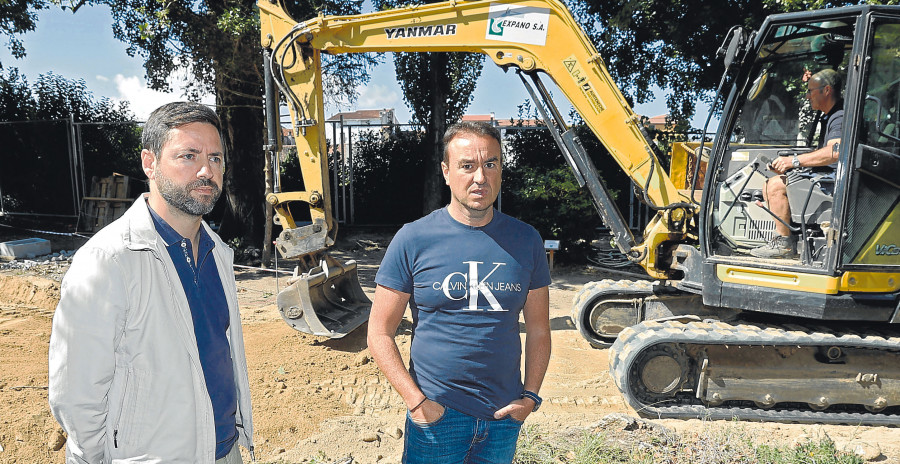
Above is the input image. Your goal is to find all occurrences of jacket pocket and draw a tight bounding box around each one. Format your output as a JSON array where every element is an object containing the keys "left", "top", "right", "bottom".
[{"left": 112, "top": 366, "right": 149, "bottom": 450}]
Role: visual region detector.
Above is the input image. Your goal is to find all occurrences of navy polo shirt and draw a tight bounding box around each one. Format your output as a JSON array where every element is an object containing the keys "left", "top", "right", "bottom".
[{"left": 148, "top": 206, "right": 237, "bottom": 459}]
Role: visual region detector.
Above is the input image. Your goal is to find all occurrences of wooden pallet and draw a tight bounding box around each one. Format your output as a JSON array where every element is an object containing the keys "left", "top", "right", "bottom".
[{"left": 79, "top": 174, "right": 141, "bottom": 233}]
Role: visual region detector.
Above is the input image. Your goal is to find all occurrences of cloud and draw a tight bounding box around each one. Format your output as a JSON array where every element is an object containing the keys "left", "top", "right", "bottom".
[
  {"left": 95, "top": 75, "right": 109, "bottom": 82},
  {"left": 110, "top": 73, "right": 214, "bottom": 121},
  {"left": 357, "top": 83, "right": 401, "bottom": 110}
]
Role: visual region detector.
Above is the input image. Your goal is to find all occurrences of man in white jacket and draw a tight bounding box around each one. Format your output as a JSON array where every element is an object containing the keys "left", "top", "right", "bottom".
[{"left": 49, "top": 101, "right": 254, "bottom": 463}]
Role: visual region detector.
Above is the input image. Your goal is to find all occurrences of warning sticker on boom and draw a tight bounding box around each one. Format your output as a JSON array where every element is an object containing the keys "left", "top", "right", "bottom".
[
  {"left": 485, "top": 3, "right": 550, "bottom": 46},
  {"left": 563, "top": 55, "right": 605, "bottom": 114}
]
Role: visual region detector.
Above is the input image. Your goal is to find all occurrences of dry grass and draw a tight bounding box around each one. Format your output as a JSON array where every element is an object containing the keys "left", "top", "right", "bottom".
[{"left": 514, "top": 415, "right": 864, "bottom": 464}]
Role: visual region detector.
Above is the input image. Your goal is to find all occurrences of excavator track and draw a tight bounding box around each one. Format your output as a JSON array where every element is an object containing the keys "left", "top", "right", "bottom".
[
  {"left": 572, "top": 279, "right": 655, "bottom": 347},
  {"left": 609, "top": 319, "right": 900, "bottom": 426}
]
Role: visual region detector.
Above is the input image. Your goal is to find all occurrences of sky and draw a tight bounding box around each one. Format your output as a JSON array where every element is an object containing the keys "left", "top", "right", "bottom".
[{"left": 0, "top": 3, "right": 676, "bottom": 124}]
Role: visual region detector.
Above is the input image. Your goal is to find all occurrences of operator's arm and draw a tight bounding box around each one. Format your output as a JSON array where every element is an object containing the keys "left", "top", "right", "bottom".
[
  {"left": 800, "top": 138, "right": 840, "bottom": 167},
  {"left": 49, "top": 247, "right": 126, "bottom": 463},
  {"left": 367, "top": 285, "right": 443, "bottom": 422},
  {"left": 769, "top": 138, "right": 839, "bottom": 173},
  {"left": 494, "top": 285, "right": 551, "bottom": 421}
]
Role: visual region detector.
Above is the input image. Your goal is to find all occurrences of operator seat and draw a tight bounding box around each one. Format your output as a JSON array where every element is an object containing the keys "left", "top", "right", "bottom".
[{"left": 785, "top": 168, "right": 834, "bottom": 227}]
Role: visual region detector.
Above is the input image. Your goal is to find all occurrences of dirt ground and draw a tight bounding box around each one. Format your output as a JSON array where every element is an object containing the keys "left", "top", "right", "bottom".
[{"left": 1, "top": 232, "right": 899, "bottom": 463}]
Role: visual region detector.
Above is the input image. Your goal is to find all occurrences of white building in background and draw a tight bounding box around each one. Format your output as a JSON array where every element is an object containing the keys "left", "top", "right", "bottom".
[{"left": 326, "top": 109, "right": 399, "bottom": 126}]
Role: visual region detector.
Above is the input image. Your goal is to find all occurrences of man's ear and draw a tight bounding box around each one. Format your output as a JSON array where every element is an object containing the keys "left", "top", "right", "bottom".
[
  {"left": 441, "top": 161, "right": 450, "bottom": 185},
  {"left": 141, "top": 149, "right": 156, "bottom": 180}
]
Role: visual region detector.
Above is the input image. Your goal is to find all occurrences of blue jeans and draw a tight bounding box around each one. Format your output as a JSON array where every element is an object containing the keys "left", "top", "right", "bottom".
[{"left": 403, "top": 404, "right": 524, "bottom": 464}]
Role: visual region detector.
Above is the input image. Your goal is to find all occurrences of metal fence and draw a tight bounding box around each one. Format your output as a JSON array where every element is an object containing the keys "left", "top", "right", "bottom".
[
  {"left": 0, "top": 118, "right": 143, "bottom": 228},
  {"left": 1, "top": 117, "right": 655, "bottom": 234},
  {"left": 322, "top": 118, "right": 654, "bottom": 232}
]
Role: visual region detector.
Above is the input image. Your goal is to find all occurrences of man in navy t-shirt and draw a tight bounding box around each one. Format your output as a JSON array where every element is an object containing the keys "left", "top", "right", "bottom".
[
  {"left": 751, "top": 69, "right": 844, "bottom": 259},
  {"left": 368, "top": 121, "right": 551, "bottom": 464}
]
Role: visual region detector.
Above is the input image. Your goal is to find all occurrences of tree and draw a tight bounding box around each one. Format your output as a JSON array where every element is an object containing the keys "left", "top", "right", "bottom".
[
  {"left": 571, "top": 0, "right": 777, "bottom": 125},
  {"left": 374, "top": 0, "right": 485, "bottom": 215},
  {"left": 0, "top": 67, "right": 34, "bottom": 119},
  {"left": 0, "top": 0, "right": 47, "bottom": 69},
  {"left": 351, "top": 128, "right": 427, "bottom": 224}
]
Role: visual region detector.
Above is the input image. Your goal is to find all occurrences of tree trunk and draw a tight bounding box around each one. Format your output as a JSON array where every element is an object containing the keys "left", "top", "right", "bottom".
[
  {"left": 215, "top": 82, "right": 265, "bottom": 253},
  {"left": 422, "top": 53, "right": 449, "bottom": 215}
]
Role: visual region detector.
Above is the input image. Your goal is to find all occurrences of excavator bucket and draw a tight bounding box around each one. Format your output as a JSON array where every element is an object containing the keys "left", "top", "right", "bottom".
[{"left": 276, "top": 254, "right": 371, "bottom": 338}]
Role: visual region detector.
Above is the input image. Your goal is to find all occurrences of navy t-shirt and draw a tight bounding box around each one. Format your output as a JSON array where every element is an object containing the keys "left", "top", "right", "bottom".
[
  {"left": 375, "top": 207, "right": 551, "bottom": 420},
  {"left": 820, "top": 101, "right": 843, "bottom": 169}
]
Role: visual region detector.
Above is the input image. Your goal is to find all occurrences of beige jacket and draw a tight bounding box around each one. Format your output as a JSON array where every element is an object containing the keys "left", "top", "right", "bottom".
[{"left": 49, "top": 196, "right": 254, "bottom": 463}]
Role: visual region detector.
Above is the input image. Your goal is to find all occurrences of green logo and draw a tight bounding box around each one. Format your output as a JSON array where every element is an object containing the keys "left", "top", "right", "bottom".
[{"left": 488, "top": 18, "right": 504, "bottom": 36}]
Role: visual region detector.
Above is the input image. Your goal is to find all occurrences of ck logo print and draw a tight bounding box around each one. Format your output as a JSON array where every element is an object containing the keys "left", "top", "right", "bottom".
[{"left": 432, "top": 261, "right": 522, "bottom": 311}]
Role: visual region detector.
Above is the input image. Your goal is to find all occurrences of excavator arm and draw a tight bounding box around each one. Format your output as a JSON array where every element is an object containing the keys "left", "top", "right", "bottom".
[{"left": 259, "top": 0, "right": 698, "bottom": 337}]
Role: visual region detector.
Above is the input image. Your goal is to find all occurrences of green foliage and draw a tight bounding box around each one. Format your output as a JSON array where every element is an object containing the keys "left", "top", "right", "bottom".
[
  {"left": 570, "top": 0, "right": 778, "bottom": 124},
  {"left": 347, "top": 127, "right": 429, "bottom": 224},
  {"left": 514, "top": 425, "right": 557, "bottom": 464},
  {"left": 33, "top": 72, "right": 96, "bottom": 119},
  {"left": 568, "top": 431, "right": 631, "bottom": 464},
  {"left": 278, "top": 126, "right": 430, "bottom": 226},
  {"left": 0, "top": 67, "right": 35, "bottom": 119},
  {"left": 501, "top": 104, "right": 634, "bottom": 264},
  {"left": 756, "top": 439, "right": 864, "bottom": 464},
  {"left": 503, "top": 162, "right": 602, "bottom": 263},
  {"left": 0, "top": 0, "right": 47, "bottom": 66},
  {"left": 216, "top": 7, "right": 256, "bottom": 37}
]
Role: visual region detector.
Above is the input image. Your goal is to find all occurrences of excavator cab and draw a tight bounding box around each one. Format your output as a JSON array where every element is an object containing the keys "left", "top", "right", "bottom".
[
  {"left": 609, "top": 7, "right": 900, "bottom": 425},
  {"left": 708, "top": 16, "right": 854, "bottom": 264},
  {"left": 709, "top": 9, "right": 900, "bottom": 271},
  {"left": 701, "top": 7, "right": 900, "bottom": 315}
]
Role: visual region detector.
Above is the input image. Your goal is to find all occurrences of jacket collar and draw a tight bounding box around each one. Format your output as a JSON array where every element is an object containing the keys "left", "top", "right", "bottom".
[
  {"left": 122, "top": 194, "right": 224, "bottom": 255},
  {"left": 122, "top": 194, "right": 162, "bottom": 252}
]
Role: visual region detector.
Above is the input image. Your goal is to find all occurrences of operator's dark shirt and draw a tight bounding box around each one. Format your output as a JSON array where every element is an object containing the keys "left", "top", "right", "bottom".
[
  {"left": 819, "top": 99, "right": 844, "bottom": 169},
  {"left": 148, "top": 205, "right": 238, "bottom": 459}
]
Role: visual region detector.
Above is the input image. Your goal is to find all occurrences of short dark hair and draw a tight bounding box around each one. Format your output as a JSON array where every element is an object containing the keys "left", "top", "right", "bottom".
[
  {"left": 142, "top": 102, "right": 223, "bottom": 158},
  {"left": 442, "top": 121, "right": 502, "bottom": 163}
]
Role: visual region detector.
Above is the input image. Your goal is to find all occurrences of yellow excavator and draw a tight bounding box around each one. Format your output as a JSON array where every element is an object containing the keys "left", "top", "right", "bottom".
[{"left": 259, "top": 0, "right": 900, "bottom": 425}]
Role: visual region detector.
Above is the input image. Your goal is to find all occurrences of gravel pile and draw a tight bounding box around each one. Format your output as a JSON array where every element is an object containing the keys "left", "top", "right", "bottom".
[{"left": 1, "top": 250, "right": 76, "bottom": 271}]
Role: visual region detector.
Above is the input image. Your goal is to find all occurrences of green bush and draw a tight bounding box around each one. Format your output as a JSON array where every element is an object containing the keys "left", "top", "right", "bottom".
[{"left": 346, "top": 127, "right": 429, "bottom": 225}]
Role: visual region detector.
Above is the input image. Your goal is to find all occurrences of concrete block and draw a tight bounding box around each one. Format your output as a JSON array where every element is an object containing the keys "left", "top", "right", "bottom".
[{"left": 0, "top": 238, "right": 51, "bottom": 260}]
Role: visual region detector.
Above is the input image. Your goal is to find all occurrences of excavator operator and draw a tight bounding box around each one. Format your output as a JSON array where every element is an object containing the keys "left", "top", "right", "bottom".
[{"left": 751, "top": 68, "right": 844, "bottom": 259}]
